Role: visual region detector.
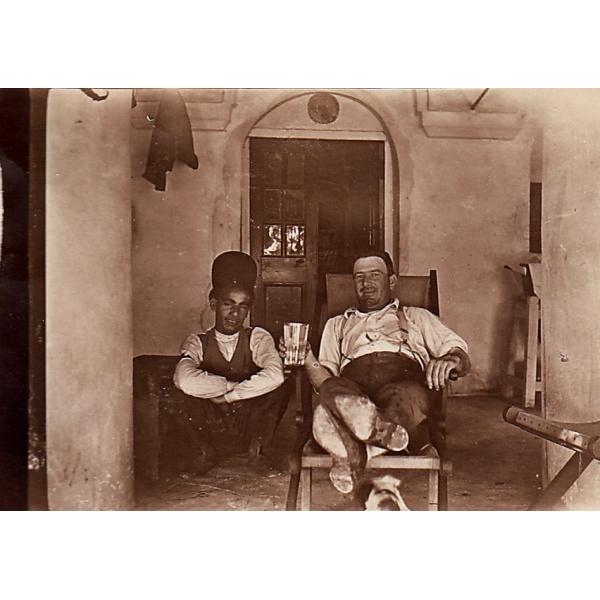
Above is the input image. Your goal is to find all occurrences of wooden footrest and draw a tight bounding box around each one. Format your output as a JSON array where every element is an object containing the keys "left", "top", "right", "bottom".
[{"left": 301, "top": 453, "right": 451, "bottom": 475}]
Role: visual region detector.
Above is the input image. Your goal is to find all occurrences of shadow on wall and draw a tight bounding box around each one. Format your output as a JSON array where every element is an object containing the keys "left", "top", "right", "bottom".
[{"left": 0, "top": 87, "right": 30, "bottom": 509}]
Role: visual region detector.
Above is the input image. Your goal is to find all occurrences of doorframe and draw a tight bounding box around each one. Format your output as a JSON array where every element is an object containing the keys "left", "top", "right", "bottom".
[{"left": 241, "top": 129, "right": 394, "bottom": 261}]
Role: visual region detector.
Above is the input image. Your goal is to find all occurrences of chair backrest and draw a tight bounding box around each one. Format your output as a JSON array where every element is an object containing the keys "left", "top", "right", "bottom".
[{"left": 325, "top": 270, "right": 440, "bottom": 318}]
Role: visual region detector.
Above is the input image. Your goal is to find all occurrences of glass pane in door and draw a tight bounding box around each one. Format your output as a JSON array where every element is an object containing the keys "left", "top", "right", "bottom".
[
  {"left": 285, "top": 224, "right": 305, "bottom": 256},
  {"left": 263, "top": 224, "right": 282, "bottom": 256},
  {"left": 283, "top": 189, "right": 305, "bottom": 220},
  {"left": 263, "top": 190, "right": 282, "bottom": 221}
]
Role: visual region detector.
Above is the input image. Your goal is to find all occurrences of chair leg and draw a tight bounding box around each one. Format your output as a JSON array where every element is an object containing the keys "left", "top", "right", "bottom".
[
  {"left": 285, "top": 447, "right": 302, "bottom": 511},
  {"left": 524, "top": 296, "right": 539, "bottom": 408},
  {"left": 428, "top": 470, "right": 439, "bottom": 511},
  {"left": 286, "top": 472, "right": 300, "bottom": 511},
  {"left": 529, "top": 453, "right": 593, "bottom": 511},
  {"left": 502, "top": 302, "right": 522, "bottom": 399},
  {"left": 438, "top": 472, "right": 448, "bottom": 511},
  {"left": 299, "top": 467, "right": 312, "bottom": 511}
]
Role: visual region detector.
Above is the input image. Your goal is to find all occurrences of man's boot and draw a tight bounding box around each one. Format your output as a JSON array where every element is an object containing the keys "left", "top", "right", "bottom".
[
  {"left": 312, "top": 404, "right": 367, "bottom": 494},
  {"left": 333, "top": 394, "right": 409, "bottom": 452}
]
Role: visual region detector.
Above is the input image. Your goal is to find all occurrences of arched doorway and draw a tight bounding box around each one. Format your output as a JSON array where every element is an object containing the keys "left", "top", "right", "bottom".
[{"left": 241, "top": 92, "right": 399, "bottom": 342}]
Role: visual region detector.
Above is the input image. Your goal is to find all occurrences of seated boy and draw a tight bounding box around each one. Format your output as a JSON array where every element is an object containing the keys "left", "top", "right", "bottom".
[{"left": 170, "top": 252, "right": 287, "bottom": 475}]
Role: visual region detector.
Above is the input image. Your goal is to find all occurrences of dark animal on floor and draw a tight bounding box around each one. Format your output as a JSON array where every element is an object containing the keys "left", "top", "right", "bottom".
[{"left": 354, "top": 474, "right": 410, "bottom": 511}]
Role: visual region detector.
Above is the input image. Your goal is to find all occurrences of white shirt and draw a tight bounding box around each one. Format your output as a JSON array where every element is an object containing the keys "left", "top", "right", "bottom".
[
  {"left": 319, "top": 299, "right": 468, "bottom": 377},
  {"left": 173, "top": 327, "right": 284, "bottom": 402}
]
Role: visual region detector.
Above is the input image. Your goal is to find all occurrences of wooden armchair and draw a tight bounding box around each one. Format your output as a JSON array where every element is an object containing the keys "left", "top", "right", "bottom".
[{"left": 285, "top": 270, "right": 452, "bottom": 510}]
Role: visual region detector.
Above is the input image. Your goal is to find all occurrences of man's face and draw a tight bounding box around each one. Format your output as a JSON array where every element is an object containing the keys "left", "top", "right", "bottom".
[
  {"left": 210, "top": 286, "right": 252, "bottom": 335},
  {"left": 353, "top": 256, "right": 395, "bottom": 312}
]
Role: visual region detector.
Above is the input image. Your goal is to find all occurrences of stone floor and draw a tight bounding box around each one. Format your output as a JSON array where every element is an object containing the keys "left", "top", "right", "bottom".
[{"left": 135, "top": 395, "right": 543, "bottom": 511}]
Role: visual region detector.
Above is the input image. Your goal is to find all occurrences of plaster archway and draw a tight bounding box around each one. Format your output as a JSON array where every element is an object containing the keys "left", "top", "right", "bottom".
[{"left": 221, "top": 90, "right": 409, "bottom": 271}]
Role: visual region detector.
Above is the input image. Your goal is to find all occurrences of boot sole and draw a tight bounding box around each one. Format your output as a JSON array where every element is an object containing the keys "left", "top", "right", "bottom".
[
  {"left": 313, "top": 405, "right": 361, "bottom": 494},
  {"left": 334, "top": 394, "right": 409, "bottom": 452},
  {"left": 329, "top": 462, "right": 357, "bottom": 495},
  {"left": 312, "top": 404, "right": 349, "bottom": 459}
]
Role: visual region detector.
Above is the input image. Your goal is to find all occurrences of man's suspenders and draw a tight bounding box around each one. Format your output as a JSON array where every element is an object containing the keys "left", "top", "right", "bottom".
[{"left": 338, "top": 303, "right": 410, "bottom": 361}]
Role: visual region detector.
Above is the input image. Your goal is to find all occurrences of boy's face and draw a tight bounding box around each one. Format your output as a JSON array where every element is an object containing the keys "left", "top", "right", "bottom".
[{"left": 210, "top": 286, "right": 253, "bottom": 335}]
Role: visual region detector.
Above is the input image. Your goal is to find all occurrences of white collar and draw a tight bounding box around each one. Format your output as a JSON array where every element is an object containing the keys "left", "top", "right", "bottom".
[
  {"left": 343, "top": 297, "right": 400, "bottom": 318},
  {"left": 214, "top": 329, "right": 240, "bottom": 342}
]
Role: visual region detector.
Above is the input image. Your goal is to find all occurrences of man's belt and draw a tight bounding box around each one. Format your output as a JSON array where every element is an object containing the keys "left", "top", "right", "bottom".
[{"left": 342, "top": 351, "right": 421, "bottom": 372}]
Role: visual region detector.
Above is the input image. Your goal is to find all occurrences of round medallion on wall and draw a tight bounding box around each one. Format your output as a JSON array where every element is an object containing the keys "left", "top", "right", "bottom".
[{"left": 307, "top": 93, "right": 340, "bottom": 124}]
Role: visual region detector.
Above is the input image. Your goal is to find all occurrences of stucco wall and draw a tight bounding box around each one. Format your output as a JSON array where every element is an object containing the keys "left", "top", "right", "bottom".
[
  {"left": 541, "top": 90, "right": 600, "bottom": 508},
  {"left": 131, "top": 89, "right": 531, "bottom": 392},
  {"left": 405, "top": 136, "right": 530, "bottom": 391},
  {"left": 46, "top": 89, "right": 133, "bottom": 509}
]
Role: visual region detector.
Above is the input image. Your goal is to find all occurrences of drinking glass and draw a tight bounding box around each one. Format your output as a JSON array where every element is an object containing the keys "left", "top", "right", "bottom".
[{"left": 283, "top": 322, "right": 310, "bottom": 367}]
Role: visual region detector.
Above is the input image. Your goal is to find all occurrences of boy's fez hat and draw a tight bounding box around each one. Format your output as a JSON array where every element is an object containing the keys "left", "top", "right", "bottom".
[{"left": 211, "top": 251, "right": 257, "bottom": 293}]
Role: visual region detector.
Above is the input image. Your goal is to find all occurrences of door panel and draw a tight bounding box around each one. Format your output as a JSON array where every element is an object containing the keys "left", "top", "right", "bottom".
[{"left": 265, "top": 285, "right": 303, "bottom": 336}]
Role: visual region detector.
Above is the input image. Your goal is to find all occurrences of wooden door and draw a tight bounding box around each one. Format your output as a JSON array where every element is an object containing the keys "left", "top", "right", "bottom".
[
  {"left": 249, "top": 138, "right": 318, "bottom": 339},
  {"left": 249, "top": 137, "right": 384, "bottom": 341}
]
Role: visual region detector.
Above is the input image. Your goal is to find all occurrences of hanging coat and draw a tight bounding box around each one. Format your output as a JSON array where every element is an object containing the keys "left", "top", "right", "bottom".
[{"left": 143, "top": 89, "right": 198, "bottom": 191}]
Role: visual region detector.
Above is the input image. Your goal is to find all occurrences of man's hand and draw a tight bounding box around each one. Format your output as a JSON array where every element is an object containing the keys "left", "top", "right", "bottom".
[
  {"left": 278, "top": 338, "right": 333, "bottom": 390},
  {"left": 210, "top": 394, "right": 229, "bottom": 405},
  {"left": 426, "top": 355, "right": 461, "bottom": 391},
  {"left": 277, "top": 337, "right": 312, "bottom": 366}
]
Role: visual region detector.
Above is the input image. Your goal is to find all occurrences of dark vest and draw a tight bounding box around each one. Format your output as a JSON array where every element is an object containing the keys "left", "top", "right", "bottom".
[{"left": 199, "top": 327, "right": 260, "bottom": 382}]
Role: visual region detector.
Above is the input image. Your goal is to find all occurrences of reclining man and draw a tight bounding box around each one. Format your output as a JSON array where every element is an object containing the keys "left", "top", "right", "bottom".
[
  {"left": 282, "top": 251, "right": 470, "bottom": 494},
  {"left": 170, "top": 251, "right": 287, "bottom": 475}
]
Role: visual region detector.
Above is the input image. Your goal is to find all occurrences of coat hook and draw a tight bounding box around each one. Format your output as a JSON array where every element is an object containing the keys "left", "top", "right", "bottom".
[
  {"left": 470, "top": 88, "right": 490, "bottom": 110},
  {"left": 80, "top": 89, "right": 110, "bottom": 102}
]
